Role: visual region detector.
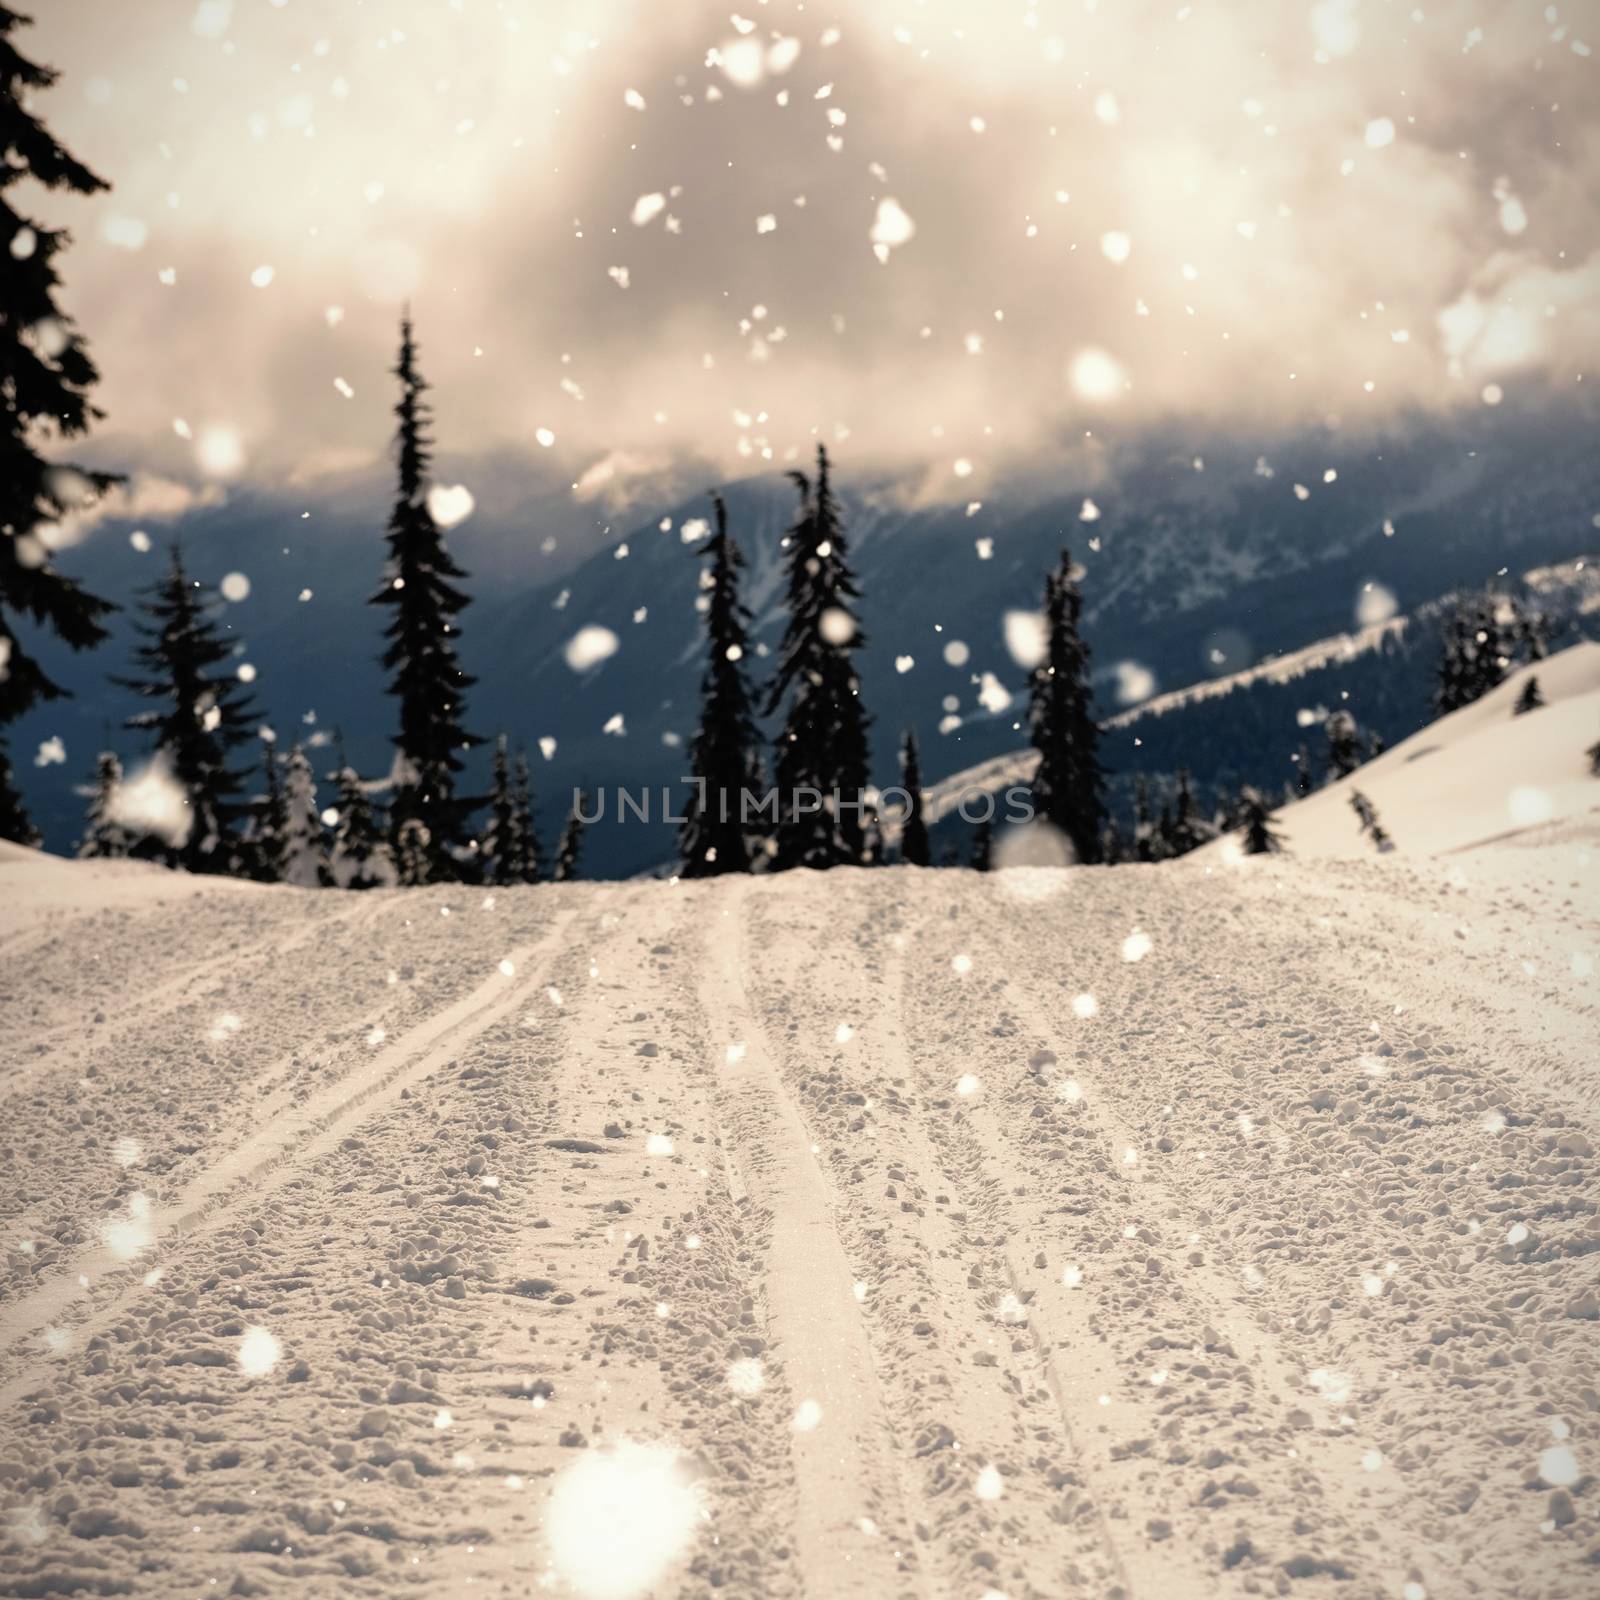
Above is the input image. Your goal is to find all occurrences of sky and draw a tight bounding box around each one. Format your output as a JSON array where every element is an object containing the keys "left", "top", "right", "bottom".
[{"left": 22, "top": 0, "right": 1600, "bottom": 538}]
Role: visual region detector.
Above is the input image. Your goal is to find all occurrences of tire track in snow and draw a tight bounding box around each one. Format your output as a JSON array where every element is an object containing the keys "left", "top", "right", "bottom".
[
  {"left": 743, "top": 873, "right": 1139, "bottom": 1599},
  {"left": 696, "top": 879, "right": 927, "bottom": 1600},
  {"left": 0, "top": 891, "right": 389, "bottom": 1107},
  {"left": 0, "top": 908, "right": 578, "bottom": 1395},
  {"left": 937, "top": 871, "right": 1452, "bottom": 1598}
]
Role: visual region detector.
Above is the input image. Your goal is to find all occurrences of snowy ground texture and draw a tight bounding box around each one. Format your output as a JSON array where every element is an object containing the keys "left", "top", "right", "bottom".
[{"left": 1, "top": 833, "right": 1598, "bottom": 1599}]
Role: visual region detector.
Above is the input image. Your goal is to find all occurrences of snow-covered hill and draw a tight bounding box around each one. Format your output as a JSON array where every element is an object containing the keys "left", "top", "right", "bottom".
[
  {"left": 1206, "top": 642, "right": 1600, "bottom": 859},
  {"left": 2, "top": 843, "right": 1596, "bottom": 1598}
]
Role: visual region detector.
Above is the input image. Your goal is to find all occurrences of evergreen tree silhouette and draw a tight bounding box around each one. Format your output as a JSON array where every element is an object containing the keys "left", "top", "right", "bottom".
[
  {"left": 1432, "top": 605, "right": 1476, "bottom": 716},
  {"left": 76, "top": 748, "right": 129, "bottom": 858},
  {"left": 118, "top": 549, "right": 258, "bottom": 873},
  {"left": 1513, "top": 676, "right": 1544, "bottom": 716},
  {"left": 969, "top": 814, "right": 994, "bottom": 871},
  {"left": 511, "top": 748, "right": 543, "bottom": 883},
  {"left": 1099, "top": 814, "right": 1126, "bottom": 864},
  {"left": 1349, "top": 789, "right": 1394, "bottom": 853},
  {"left": 481, "top": 734, "right": 520, "bottom": 886},
  {"left": 898, "top": 728, "right": 930, "bottom": 866},
  {"left": 1132, "top": 774, "right": 1154, "bottom": 861},
  {"left": 370, "top": 315, "right": 480, "bottom": 881},
  {"left": 1238, "top": 786, "right": 1283, "bottom": 855},
  {"left": 0, "top": 755, "right": 39, "bottom": 846},
  {"left": 680, "top": 492, "right": 759, "bottom": 876},
  {"left": 281, "top": 742, "right": 328, "bottom": 887},
  {"left": 1164, "top": 768, "right": 1213, "bottom": 857},
  {"left": 555, "top": 797, "right": 585, "bottom": 882},
  {"left": 328, "top": 757, "right": 388, "bottom": 889},
  {"left": 247, "top": 736, "right": 288, "bottom": 883},
  {"left": 767, "top": 445, "right": 871, "bottom": 869},
  {"left": 1324, "top": 709, "right": 1363, "bottom": 780},
  {"left": 1587, "top": 727, "right": 1600, "bottom": 779},
  {"left": 1027, "top": 550, "right": 1105, "bottom": 863},
  {"left": 0, "top": 7, "right": 118, "bottom": 843}
]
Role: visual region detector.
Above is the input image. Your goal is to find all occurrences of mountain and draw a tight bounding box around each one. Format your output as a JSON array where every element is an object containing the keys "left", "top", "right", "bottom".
[
  {"left": 1199, "top": 641, "right": 1600, "bottom": 860},
  {"left": 10, "top": 400, "right": 1600, "bottom": 873}
]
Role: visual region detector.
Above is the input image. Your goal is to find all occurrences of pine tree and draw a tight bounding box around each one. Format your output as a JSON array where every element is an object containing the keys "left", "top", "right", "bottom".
[
  {"left": 898, "top": 728, "right": 930, "bottom": 867},
  {"left": 281, "top": 743, "right": 328, "bottom": 887},
  {"left": 481, "top": 734, "right": 520, "bottom": 886},
  {"left": 969, "top": 814, "right": 994, "bottom": 871},
  {"left": 118, "top": 548, "right": 258, "bottom": 873},
  {"left": 1132, "top": 774, "right": 1155, "bottom": 861},
  {"left": 370, "top": 315, "right": 481, "bottom": 881},
  {"left": 1164, "top": 768, "right": 1214, "bottom": 857},
  {"left": 767, "top": 445, "right": 871, "bottom": 870},
  {"left": 511, "top": 749, "right": 543, "bottom": 883},
  {"left": 1349, "top": 789, "right": 1394, "bottom": 853},
  {"left": 1513, "top": 676, "right": 1544, "bottom": 716},
  {"left": 555, "top": 798, "right": 584, "bottom": 882},
  {"left": 1324, "top": 709, "right": 1364, "bottom": 781},
  {"left": 0, "top": 8, "right": 118, "bottom": 843},
  {"left": 1238, "top": 787, "right": 1283, "bottom": 855},
  {"left": 247, "top": 736, "right": 288, "bottom": 883},
  {"left": 394, "top": 819, "right": 431, "bottom": 888},
  {"left": 0, "top": 746, "right": 39, "bottom": 846},
  {"left": 76, "top": 748, "right": 129, "bottom": 858},
  {"left": 681, "top": 493, "right": 759, "bottom": 876},
  {"left": 1466, "top": 595, "right": 1509, "bottom": 702},
  {"left": 1027, "top": 550, "right": 1105, "bottom": 864},
  {"left": 1367, "top": 729, "right": 1386, "bottom": 760},
  {"left": 1433, "top": 605, "right": 1476, "bottom": 716},
  {"left": 328, "top": 760, "right": 388, "bottom": 889},
  {"left": 1587, "top": 728, "right": 1600, "bottom": 779},
  {"left": 1099, "top": 814, "right": 1126, "bottom": 865}
]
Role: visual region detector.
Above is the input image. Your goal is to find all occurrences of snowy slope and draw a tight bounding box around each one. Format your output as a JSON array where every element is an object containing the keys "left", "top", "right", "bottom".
[
  {"left": 1210, "top": 641, "right": 1600, "bottom": 859},
  {"left": 1, "top": 847, "right": 1597, "bottom": 1598}
]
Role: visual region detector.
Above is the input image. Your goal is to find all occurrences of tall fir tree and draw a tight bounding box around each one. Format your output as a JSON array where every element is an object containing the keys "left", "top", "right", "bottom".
[
  {"left": 898, "top": 727, "right": 930, "bottom": 867},
  {"left": 280, "top": 742, "right": 328, "bottom": 887},
  {"left": 1027, "top": 549, "right": 1106, "bottom": 864},
  {"left": 1432, "top": 605, "right": 1476, "bottom": 716},
  {"left": 118, "top": 549, "right": 258, "bottom": 873},
  {"left": 1349, "top": 789, "right": 1394, "bottom": 853},
  {"left": 511, "top": 748, "right": 543, "bottom": 883},
  {"left": 555, "top": 797, "right": 584, "bottom": 883},
  {"left": 75, "top": 747, "right": 129, "bottom": 858},
  {"left": 1324, "top": 709, "right": 1363, "bottom": 781},
  {"left": 1587, "top": 726, "right": 1600, "bottom": 779},
  {"left": 328, "top": 759, "right": 388, "bottom": 889},
  {"left": 1163, "top": 768, "right": 1214, "bottom": 857},
  {"left": 1513, "top": 676, "right": 1544, "bottom": 716},
  {"left": 0, "top": 754, "right": 38, "bottom": 845},
  {"left": 370, "top": 315, "right": 481, "bottom": 882},
  {"left": 1238, "top": 786, "right": 1283, "bottom": 856},
  {"left": 680, "top": 493, "right": 759, "bottom": 876},
  {"left": 248, "top": 736, "right": 288, "bottom": 882},
  {"left": 481, "top": 734, "right": 520, "bottom": 886},
  {"left": 0, "top": 7, "right": 118, "bottom": 844},
  {"left": 1132, "top": 775, "right": 1155, "bottom": 861},
  {"left": 767, "top": 445, "right": 871, "bottom": 870},
  {"left": 969, "top": 814, "right": 994, "bottom": 871}
]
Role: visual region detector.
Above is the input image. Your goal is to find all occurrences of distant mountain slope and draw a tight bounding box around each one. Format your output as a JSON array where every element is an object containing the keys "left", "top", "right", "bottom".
[
  {"left": 1203, "top": 641, "right": 1600, "bottom": 860},
  {"left": 11, "top": 404, "right": 1600, "bottom": 873}
]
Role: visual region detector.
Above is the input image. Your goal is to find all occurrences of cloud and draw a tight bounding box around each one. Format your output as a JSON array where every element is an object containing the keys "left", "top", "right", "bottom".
[
  {"left": 25, "top": 0, "right": 1600, "bottom": 508},
  {"left": 41, "top": 471, "right": 225, "bottom": 551}
]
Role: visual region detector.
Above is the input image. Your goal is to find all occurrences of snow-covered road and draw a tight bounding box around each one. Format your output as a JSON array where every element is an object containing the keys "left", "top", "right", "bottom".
[{"left": 1, "top": 839, "right": 1596, "bottom": 1598}]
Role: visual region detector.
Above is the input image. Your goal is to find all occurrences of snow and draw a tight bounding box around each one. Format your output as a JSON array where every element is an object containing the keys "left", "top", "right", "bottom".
[
  {"left": 1206, "top": 642, "right": 1600, "bottom": 859},
  {"left": 0, "top": 834, "right": 1595, "bottom": 1598}
]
